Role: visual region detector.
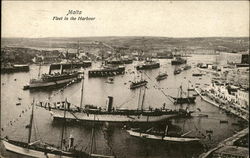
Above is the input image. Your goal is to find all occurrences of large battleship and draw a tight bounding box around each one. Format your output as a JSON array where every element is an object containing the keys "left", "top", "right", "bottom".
[
  {"left": 50, "top": 61, "right": 92, "bottom": 69},
  {"left": 23, "top": 65, "right": 82, "bottom": 90},
  {"left": 171, "top": 57, "right": 187, "bottom": 65},
  {"left": 136, "top": 59, "right": 160, "bottom": 70},
  {"left": 1, "top": 63, "right": 29, "bottom": 73},
  {"left": 88, "top": 65, "right": 125, "bottom": 77}
]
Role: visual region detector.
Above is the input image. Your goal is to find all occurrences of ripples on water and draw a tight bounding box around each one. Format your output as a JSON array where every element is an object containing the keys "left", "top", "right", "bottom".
[{"left": 0, "top": 55, "right": 245, "bottom": 158}]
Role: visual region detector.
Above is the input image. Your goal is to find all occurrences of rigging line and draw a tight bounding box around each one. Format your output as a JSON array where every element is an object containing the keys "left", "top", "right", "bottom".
[
  {"left": 143, "top": 72, "right": 175, "bottom": 104},
  {"left": 116, "top": 92, "right": 137, "bottom": 109}
]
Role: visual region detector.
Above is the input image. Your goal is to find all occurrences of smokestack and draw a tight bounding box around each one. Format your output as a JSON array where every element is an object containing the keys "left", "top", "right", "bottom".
[
  {"left": 60, "top": 64, "right": 64, "bottom": 74},
  {"left": 68, "top": 134, "right": 74, "bottom": 149},
  {"left": 49, "top": 65, "right": 52, "bottom": 75},
  {"left": 107, "top": 96, "right": 113, "bottom": 112}
]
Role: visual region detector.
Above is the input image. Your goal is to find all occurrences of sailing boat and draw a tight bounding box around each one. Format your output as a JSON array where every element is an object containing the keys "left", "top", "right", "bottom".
[
  {"left": 41, "top": 78, "right": 191, "bottom": 124},
  {"left": 171, "top": 84, "right": 196, "bottom": 104},
  {"left": 1, "top": 99, "right": 91, "bottom": 158},
  {"left": 130, "top": 72, "right": 148, "bottom": 89},
  {"left": 126, "top": 123, "right": 200, "bottom": 142}
]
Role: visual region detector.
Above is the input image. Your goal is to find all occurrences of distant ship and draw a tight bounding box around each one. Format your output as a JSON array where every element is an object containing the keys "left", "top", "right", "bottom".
[
  {"left": 170, "top": 85, "right": 196, "bottom": 104},
  {"left": 183, "top": 64, "right": 191, "bottom": 70},
  {"left": 88, "top": 65, "right": 125, "bottom": 77},
  {"left": 171, "top": 57, "right": 187, "bottom": 65},
  {"left": 105, "top": 57, "right": 133, "bottom": 65},
  {"left": 23, "top": 64, "right": 82, "bottom": 90},
  {"left": 136, "top": 59, "right": 160, "bottom": 70},
  {"left": 50, "top": 61, "right": 92, "bottom": 69},
  {"left": 130, "top": 80, "right": 148, "bottom": 89},
  {"left": 156, "top": 72, "right": 168, "bottom": 81},
  {"left": 174, "top": 67, "right": 182, "bottom": 75},
  {"left": 1, "top": 63, "right": 29, "bottom": 73}
]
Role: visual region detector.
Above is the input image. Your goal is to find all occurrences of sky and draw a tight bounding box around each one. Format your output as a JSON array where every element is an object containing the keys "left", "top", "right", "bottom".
[{"left": 2, "top": 1, "right": 249, "bottom": 38}]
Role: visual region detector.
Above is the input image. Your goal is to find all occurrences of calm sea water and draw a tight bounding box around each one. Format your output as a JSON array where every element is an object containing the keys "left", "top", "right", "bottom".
[{"left": 0, "top": 55, "right": 245, "bottom": 158}]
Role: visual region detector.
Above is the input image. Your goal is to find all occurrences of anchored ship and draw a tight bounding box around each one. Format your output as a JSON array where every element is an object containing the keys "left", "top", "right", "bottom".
[
  {"left": 156, "top": 72, "right": 168, "bottom": 81},
  {"left": 1, "top": 63, "right": 29, "bottom": 73},
  {"left": 171, "top": 57, "right": 187, "bottom": 65},
  {"left": 170, "top": 85, "right": 196, "bottom": 104},
  {"left": 50, "top": 61, "right": 92, "bottom": 70},
  {"left": 136, "top": 59, "right": 160, "bottom": 70},
  {"left": 39, "top": 79, "right": 191, "bottom": 124},
  {"left": 1, "top": 100, "right": 91, "bottom": 158},
  {"left": 23, "top": 64, "right": 82, "bottom": 90},
  {"left": 88, "top": 65, "right": 125, "bottom": 77},
  {"left": 183, "top": 64, "right": 191, "bottom": 70},
  {"left": 127, "top": 124, "right": 200, "bottom": 143}
]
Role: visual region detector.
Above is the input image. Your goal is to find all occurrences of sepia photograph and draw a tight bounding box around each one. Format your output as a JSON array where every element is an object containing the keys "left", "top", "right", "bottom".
[{"left": 1, "top": 1, "right": 249, "bottom": 158}]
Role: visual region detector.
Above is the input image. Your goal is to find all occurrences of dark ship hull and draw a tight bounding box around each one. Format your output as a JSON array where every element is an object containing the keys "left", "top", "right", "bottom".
[
  {"left": 24, "top": 72, "right": 82, "bottom": 90},
  {"left": 106, "top": 59, "right": 133, "bottom": 65},
  {"left": 1, "top": 65, "right": 29, "bottom": 73},
  {"left": 50, "top": 62, "right": 92, "bottom": 69},
  {"left": 171, "top": 59, "right": 187, "bottom": 65},
  {"left": 136, "top": 63, "right": 160, "bottom": 70},
  {"left": 130, "top": 80, "right": 148, "bottom": 89},
  {"left": 173, "top": 97, "right": 196, "bottom": 104},
  {"left": 156, "top": 74, "right": 168, "bottom": 81},
  {"left": 88, "top": 66, "right": 125, "bottom": 77}
]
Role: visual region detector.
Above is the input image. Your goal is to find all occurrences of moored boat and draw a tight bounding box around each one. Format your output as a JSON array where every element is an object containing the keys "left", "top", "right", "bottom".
[
  {"left": 126, "top": 125, "right": 200, "bottom": 143},
  {"left": 156, "top": 72, "right": 168, "bottom": 81}
]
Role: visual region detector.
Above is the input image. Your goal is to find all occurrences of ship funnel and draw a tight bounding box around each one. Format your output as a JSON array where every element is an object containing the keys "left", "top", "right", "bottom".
[
  {"left": 68, "top": 134, "right": 74, "bottom": 149},
  {"left": 49, "top": 65, "right": 52, "bottom": 75},
  {"left": 60, "top": 64, "right": 64, "bottom": 74},
  {"left": 106, "top": 96, "right": 113, "bottom": 112}
]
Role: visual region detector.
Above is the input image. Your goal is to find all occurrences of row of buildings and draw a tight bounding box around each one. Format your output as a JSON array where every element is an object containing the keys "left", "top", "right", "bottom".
[{"left": 206, "top": 78, "right": 249, "bottom": 110}]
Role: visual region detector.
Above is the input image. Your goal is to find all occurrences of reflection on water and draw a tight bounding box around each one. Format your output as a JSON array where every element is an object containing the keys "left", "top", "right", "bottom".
[{"left": 0, "top": 55, "right": 245, "bottom": 158}]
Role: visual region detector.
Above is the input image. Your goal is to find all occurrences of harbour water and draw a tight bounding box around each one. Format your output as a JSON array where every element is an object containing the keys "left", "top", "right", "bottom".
[{"left": 1, "top": 55, "right": 246, "bottom": 158}]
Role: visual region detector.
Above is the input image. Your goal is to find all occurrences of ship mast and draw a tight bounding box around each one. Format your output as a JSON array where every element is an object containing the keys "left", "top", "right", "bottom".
[
  {"left": 60, "top": 98, "right": 67, "bottom": 150},
  {"left": 80, "top": 77, "right": 84, "bottom": 109},
  {"left": 28, "top": 99, "right": 35, "bottom": 144},
  {"left": 141, "top": 86, "right": 146, "bottom": 112},
  {"left": 180, "top": 85, "right": 183, "bottom": 99}
]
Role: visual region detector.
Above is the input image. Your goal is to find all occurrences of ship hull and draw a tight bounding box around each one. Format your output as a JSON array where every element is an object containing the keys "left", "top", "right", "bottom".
[
  {"left": 2, "top": 140, "right": 88, "bottom": 158},
  {"left": 88, "top": 67, "right": 125, "bottom": 77},
  {"left": 127, "top": 130, "right": 200, "bottom": 142},
  {"left": 130, "top": 81, "right": 148, "bottom": 89},
  {"left": 1, "top": 65, "right": 29, "bottom": 73},
  {"left": 173, "top": 97, "right": 196, "bottom": 104},
  {"left": 171, "top": 60, "right": 187, "bottom": 65},
  {"left": 50, "top": 110, "right": 178, "bottom": 124},
  {"left": 136, "top": 63, "right": 160, "bottom": 70},
  {"left": 50, "top": 62, "right": 92, "bottom": 70},
  {"left": 24, "top": 77, "right": 81, "bottom": 90},
  {"left": 156, "top": 75, "right": 168, "bottom": 81}
]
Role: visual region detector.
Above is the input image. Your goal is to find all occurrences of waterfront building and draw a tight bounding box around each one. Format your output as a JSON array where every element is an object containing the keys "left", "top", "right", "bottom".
[
  {"left": 208, "top": 80, "right": 249, "bottom": 109},
  {"left": 236, "top": 89, "right": 249, "bottom": 109}
]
